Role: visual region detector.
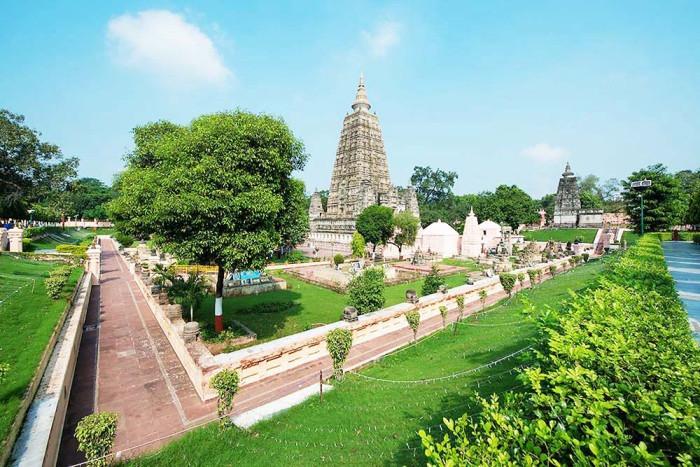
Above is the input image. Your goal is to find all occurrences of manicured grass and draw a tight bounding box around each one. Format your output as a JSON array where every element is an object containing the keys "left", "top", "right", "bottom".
[
  {"left": 440, "top": 257, "right": 482, "bottom": 271},
  {"left": 130, "top": 260, "right": 604, "bottom": 466},
  {"left": 523, "top": 228, "right": 597, "bottom": 243},
  {"left": 28, "top": 227, "right": 96, "bottom": 251},
  {"left": 0, "top": 254, "right": 81, "bottom": 453},
  {"left": 196, "top": 272, "right": 470, "bottom": 342}
]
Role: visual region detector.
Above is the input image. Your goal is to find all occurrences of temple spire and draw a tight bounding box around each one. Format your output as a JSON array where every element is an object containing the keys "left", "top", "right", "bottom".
[{"left": 352, "top": 72, "right": 371, "bottom": 111}]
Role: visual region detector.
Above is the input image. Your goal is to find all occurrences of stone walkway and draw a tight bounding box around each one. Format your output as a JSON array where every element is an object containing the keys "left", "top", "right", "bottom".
[{"left": 58, "top": 238, "right": 530, "bottom": 465}]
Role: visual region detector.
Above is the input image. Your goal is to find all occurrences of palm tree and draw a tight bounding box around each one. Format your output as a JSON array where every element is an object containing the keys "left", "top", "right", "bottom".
[{"left": 171, "top": 272, "right": 209, "bottom": 322}]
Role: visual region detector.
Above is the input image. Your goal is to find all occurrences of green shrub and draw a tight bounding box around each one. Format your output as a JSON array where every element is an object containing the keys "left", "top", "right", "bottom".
[
  {"left": 548, "top": 264, "right": 557, "bottom": 276},
  {"left": 286, "top": 250, "right": 307, "bottom": 264},
  {"left": 499, "top": 273, "right": 516, "bottom": 297},
  {"left": 56, "top": 244, "right": 88, "bottom": 256},
  {"left": 326, "top": 328, "right": 353, "bottom": 379},
  {"left": 516, "top": 272, "right": 525, "bottom": 284},
  {"left": 49, "top": 266, "right": 72, "bottom": 279},
  {"left": 693, "top": 234, "right": 700, "bottom": 245},
  {"left": 421, "top": 265, "right": 445, "bottom": 296},
  {"left": 527, "top": 269, "right": 538, "bottom": 284},
  {"left": 478, "top": 289, "right": 488, "bottom": 310},
  {"left": 404, "top": 309, "right": 420, "bottom": 342},
  {"left": 210, "top": 369, "right": 240, "bottom": 427},
  {"left": 347, "top": 267, "right": 385, "bottom": 314},
  {"left": 45, "top": 275, "right": 66, "bottom": 299},
  {"left": 420, "top": 236, "right": 700, "bottom": 465},
  {"left": 113, "top": 231, "right": 135, "bottom": 247},
  {"left": 582, "top": 252, "right": 590, "bottom": 262},
  {"left": 439, "top": 305, "right": 448, "bottom": 328},
  {"left": 75, "top": 411, "right": 118, "bottom": 467},
  {"left": 333, "top": 254, "right": 345, "bottom": 266},
  {"left": 351, "top": 231, "right": 366, "bottom": 257},
  {"left": 456, "top": 295, "right": 465, "bottom": 321}
]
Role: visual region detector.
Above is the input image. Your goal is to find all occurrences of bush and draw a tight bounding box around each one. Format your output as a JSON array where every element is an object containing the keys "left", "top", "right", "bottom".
[
  {"left": 439, "top": 305, "right": 448, "bottom": 328},
  {"left": 347, "top": 267, "right": 385, "bottom": 314},
  {"left": 333, "top": 254, "right": 345, "bottom": 266},
  {"left": 582, "top": 252, "right": 590, "bottom": 262},
  {"left": 478, "top": 289, "right": 488, "bottom": 310},
  {"left": 326, "top": 328, "right": 353, "bottom": 379},
  {"left": 499, "top": 273, "right": 516, "bottom": 297},
  {"left": 45, "top": 275, "right": 66, "bottom": 299},
  {"left": 75, "top": 412, "right": 118, "bottom": 467},
  {"left": 404, "top": 309, "right": 420, "bottom": 342},
  {"left": 527, "top": 269, "right": 538, "bottom": 284},
  {"left": 286, "top": 250, "right": 307, "bottom": 264},
  {"left": 516, "top": 272, "right": 525, "bottom": 284},
  {"left": 693, "top": 234, "right": 700, "bottom": 245},
  {"left": 548, "top": 264, "right": 557, "bottom": 276},
  {"left": 210, "top": 369, "right": 240, "bottom": 426},
  {"left": 56, "top": 244, "right": 88, "bottom": 256},
  {"left": 49, "top": 265, "right": 72, "bottom": 279},
  {"left": 351, "top": 231, "right": 366, "bottom": 258},
  {"left": 420, "top": 236, "right": 700, "bottom": 465},
  {"left": 456, "top": 295, "right": 465, "bottom": 321},
  {"left": 421, "top": 265, "right": 445, "bottom": 296},
  {"left": 113, "top": 231, "right": 135, "bottom": 248}
]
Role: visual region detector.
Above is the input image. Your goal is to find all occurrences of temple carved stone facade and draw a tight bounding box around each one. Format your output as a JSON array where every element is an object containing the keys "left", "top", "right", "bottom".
[
  {"left": 552, "top": 163, "right": 602, "bottom": 228},
  {"left": 307, "top": 75, "right": 420, "bottom": 255}
]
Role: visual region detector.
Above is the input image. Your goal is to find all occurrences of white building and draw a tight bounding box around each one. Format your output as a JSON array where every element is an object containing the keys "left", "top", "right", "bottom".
[{"left": 421, "top": 220, "right": 460, "bottom": 258}]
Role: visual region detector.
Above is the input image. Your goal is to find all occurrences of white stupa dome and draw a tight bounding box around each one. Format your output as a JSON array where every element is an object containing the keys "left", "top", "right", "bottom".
[{"left": 423, "top": 219, "right": 459, "bottom": 237}]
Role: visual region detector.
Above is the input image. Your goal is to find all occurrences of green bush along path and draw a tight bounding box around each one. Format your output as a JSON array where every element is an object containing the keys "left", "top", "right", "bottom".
[
  {"left": 0, "top": 255, "right": 81, "bottom": 451},
  {"left": 129, "top": 260, "right": 602, "bottom": 466},
  {"left": 196, "top": 271, "right": 468, "bottom": 344}
]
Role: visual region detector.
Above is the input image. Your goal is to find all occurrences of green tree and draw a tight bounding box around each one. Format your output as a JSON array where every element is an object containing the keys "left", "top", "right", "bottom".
[
  {"left": 540, "top": 193, "right": 556, "bottom": 222},
  {"left": 64, "top": 177, "right": 115, "bottom": 219},
  {"left": 109, "top": 111, "right": 306, "bottom": 332},
  {"left": 421, "top": 265, "right": 445, "bottom": 296},
  {"left": 410, "top": 166, "right": 458, "bottom": 206},
  {"left": 170, "top": 271, "right": 209, "bottom": 322},
  {"left": 391, "top": 211, "right": 419, "bottom": 259},
  {"left": 351, "top": 231, "right": 366, "bottom": 258},
  {"left": 279, "top": 178, "right": 309, "bottom": 250},
  {"left": 355, "top": 205, "right": 394, "bottom": 253},
  {"left": 688, "top": 185, "right": 700, "bottom": 226},
  {"left": 621, "top": 164, "right": 686, "bottom": 232},
  {"left": 0, "top": 109, "right": 78, "bottom": 218},
  {"left": 488, "top": 185, "right": 539, "bottom": 229},
  {"left": 347, "top": 267, "right": 385, "bottom": 314}
]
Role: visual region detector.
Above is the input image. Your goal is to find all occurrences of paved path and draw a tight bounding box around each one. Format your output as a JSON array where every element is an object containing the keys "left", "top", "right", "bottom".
[{"left": 59, "top": 238, "right": 536, "bottom": 464}]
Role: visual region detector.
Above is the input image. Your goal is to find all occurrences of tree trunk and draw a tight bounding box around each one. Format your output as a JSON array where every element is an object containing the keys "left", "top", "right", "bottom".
[
  {"left": 215, "top": 265, "right": 224, "bottom": 332},
  {"left": 398, "top": 244, "right": 403, "bottom": 260}
]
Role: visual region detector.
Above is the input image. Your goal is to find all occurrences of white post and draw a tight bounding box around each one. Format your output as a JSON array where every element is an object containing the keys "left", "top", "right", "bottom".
[
  {"left": 86, "top": 244, "right": 102, "bottom": 285},
  {"left": 8, "top": 228, "right": 23, "bottom": 252}
]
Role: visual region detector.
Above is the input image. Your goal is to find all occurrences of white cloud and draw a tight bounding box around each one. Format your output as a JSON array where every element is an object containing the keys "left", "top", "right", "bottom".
[
  {"left": 107, "top": 10, "right": 231, "bottom": 86},
  {"left": 521, "top": 143, "right": 568, "bottom": 163},
  {"left": 362, "top": 21, "right": 401, "bottom": 58}
]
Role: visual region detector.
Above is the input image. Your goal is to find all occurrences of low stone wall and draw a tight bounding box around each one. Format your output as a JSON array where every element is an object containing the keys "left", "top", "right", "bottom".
[{"left": 9, "top": 271, "right": 90, "bottom": 467}]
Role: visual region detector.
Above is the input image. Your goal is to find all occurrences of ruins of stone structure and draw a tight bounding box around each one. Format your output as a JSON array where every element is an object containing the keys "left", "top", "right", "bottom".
[
  {"left": 552, "top": 163, "right": 602, "bottom": 227},
  {"left": 307, "top": 75, "right": 420, "bottom": 255}
]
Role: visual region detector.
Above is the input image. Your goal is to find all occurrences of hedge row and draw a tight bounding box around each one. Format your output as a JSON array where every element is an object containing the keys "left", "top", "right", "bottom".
[{"left": 420, "top": 236, "right": 700, "bottom": 465}]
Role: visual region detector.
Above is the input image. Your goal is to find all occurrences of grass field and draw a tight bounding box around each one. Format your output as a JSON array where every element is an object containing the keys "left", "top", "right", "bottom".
[
  {"left": 523, "top": 228, "right": 598, "bottom": 243},
  {"left": 0, "top": 254, "right": 81, "bottom": 452},
  {"left": 196, "top": 272, "right": 469, "bottom": 343},
  {"left": 27, "top": 227, "right": 97, "bottom": 251},
  {"left": 440, "top": 257, "right": 482, "bottom": 271},
  {"left": 130, "top": 259, "right": 604, "bottom": 466}
]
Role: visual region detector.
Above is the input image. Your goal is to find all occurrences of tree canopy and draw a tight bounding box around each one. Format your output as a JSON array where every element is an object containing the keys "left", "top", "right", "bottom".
[
  {"left": 0, "top": 109, "right": 78, "bottom": 218},
  {"left": 355, "top": 205, "right": 394, "bottom": 252},
  {"left": 621, "top": 164, "right": 686, "bottom": 232},
  {"left": 391, "top": 211, "right": 420, "bottom": 257},
  {"left": 410, "top": 166, "right": 458, "bottom": 205},
  {"left": 109, "top": 111, "right": 307, "bottom": 330}
]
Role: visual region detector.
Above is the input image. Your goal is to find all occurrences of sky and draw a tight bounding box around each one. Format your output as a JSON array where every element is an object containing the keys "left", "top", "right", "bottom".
[{"left": 1, "top": 0, "right": 699, "bottom": 198}]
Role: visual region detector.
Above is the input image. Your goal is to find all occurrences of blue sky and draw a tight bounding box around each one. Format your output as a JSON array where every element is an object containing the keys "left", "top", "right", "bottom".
[{"left": 1, "top": 1, "right": 698, "bottom": 197}]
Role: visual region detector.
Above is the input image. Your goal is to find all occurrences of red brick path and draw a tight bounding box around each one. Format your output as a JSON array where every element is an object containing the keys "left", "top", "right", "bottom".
[{"left": 59, "top": 238, "right": 539, "bottom": 464}]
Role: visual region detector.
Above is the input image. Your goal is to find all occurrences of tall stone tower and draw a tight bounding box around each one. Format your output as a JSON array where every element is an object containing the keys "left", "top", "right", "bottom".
[
  {"left": 553, "top": 163, "right": 581, "bottom": 227},
  {"left": 325, "top": 74, "right": 398, "bottom": 217},
  {"left": 461, "top": 207, "right": 481, "bottom": 257},
  {"left": 306, "top": 74, "right": 421, "bottom": 257}
]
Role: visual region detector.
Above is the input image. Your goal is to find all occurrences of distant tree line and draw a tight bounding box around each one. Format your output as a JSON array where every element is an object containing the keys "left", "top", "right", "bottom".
[{"left": 1, "top": 109, "right": 115, "bottom": 221}]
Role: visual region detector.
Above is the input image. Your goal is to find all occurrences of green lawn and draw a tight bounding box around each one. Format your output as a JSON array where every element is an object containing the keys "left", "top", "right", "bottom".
[
  {"left": 0, "top": 254, "right": 81, "bottom": 453},
  {"left": 523, "top": 228, "right": 598, "bottom": 243},
  {"left": 131, "top": 260, "right": 604, "bottom": 466},
  {"left": 440, "top": 257, "right": 482, "bottom": 271},
  {"left": 27, "top": 227, "right": 97, "bottom": 251},
  {"left": 196, "top": 272, "right": 470, "bottom": 343}
]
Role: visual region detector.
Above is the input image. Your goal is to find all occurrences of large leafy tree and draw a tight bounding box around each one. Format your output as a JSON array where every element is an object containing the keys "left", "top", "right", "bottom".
[
  {"left": 391, "top": 211, "right": 419, "bottom": 258},
  {"left": 686, "top": 183, "right": 700, "bottom": 226},
  {"left": 109, "top": 111, "right": 307, "bottom": 331},
  {"left": 0, "top": 109, "right": 78, "bottom": 218},
  {"left": 355, "top": 205, "right": 394, "bottom": 253},
  {"left": 621, "top": 164, "right": 686, "bottom": 232},
  {"left": 410, "top": 166, "right": 458, "bottom": 205},
  {"left": 486, "top": 185, "right": 539, "bottom": 230},
  {"left": 279, "top": 178, "right": 309, "bottom": 250},
  {"left": 64, "top": 177, "right": 115, "bottom": 219},
  {"left": 578, "top": 174, "right": 604, "bottom": 209}
]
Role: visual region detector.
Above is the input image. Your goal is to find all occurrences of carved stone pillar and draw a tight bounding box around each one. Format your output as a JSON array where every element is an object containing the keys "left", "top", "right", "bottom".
[
  {"left": 8, "top": 228, "right": 23, "bottom": 252},
  {"left": 86, "top": 244, "right": 102, "bottom": 285}
]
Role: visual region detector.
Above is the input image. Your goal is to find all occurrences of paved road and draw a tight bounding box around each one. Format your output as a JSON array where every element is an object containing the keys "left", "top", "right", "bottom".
[
  {"left": 58, "top": 238, "right": 534, "bottom": 464},
  {"left": 662, "top": 241, "right": 700, "bottom": 340}
]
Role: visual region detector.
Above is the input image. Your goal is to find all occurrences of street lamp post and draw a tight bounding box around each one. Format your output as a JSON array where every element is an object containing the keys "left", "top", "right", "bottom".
[{"left": 630, "top": 180, "right": 652, "bottom": 235}]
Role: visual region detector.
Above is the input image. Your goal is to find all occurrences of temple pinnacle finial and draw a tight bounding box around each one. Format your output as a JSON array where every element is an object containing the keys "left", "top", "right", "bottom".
[
  {"left": 469, "top": 206, "right": 475, "bottom": 216},
  {"left": 352, "top": 72, "right": 371, "bottom": 111}
]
